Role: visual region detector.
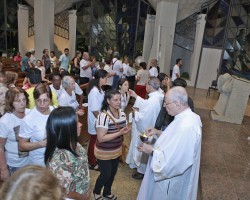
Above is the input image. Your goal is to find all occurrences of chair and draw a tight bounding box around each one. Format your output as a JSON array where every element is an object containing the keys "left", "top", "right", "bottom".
[{"left": 206, "top": 80, "right": 218, "bottom": 98}]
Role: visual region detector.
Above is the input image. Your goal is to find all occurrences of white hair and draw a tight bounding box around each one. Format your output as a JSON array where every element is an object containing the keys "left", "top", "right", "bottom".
[
  {"left": 168, "top": 86, "right": 188, "bottom": 106},
  {"left": 62, "top": 76, "right": 74, "bottom": 89}
]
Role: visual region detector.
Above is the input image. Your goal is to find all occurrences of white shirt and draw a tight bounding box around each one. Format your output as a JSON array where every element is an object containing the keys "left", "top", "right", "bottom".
[
  {"left": 49, "top": 85, "right": 64, "bottom": 99},
  {"left": 171, "top": 64, "right": 180, "bottom": 81},
  {"left": 104, "top": 64, "right": 114, "bottom": 86},
  {"left": 80, "top": 59, "right": 92, "bottom": 78},
  {"left": 0, "top": 109, "right": 30, "bottom": 167},
  {"left": 58, "top": 89, "right": 79, "bottom": 110},
  {"left": 50, "top": 83, "right": 82, "bottom": 100},
  {"left": 149, "top": 67, "right": 158, "bottom": 77},
  {"left": 88, "top": 87, "right": 104, "bottom": 135},
  {"left": 122, "top": 63, "right": 129, "bottom": 76},
  {"left": 19, "top": 106, "right": 54, "bottom": 166},
  {"left": 112, "top": 58, "right": 123, "bottom": 77}
]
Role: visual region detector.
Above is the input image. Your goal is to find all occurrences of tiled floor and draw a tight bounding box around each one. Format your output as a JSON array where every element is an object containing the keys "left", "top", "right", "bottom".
[{"left": 88, "top": 87, "right": 250, "bottom": 200}]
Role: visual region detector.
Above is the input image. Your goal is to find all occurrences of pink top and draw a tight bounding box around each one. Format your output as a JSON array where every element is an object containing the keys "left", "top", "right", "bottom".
[{"left": 14, "top": 56, "right": 22, "bottom": 62}]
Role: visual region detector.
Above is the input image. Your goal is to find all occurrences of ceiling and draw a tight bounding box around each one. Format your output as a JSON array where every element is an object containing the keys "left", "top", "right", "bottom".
[
  {"left": 24, "top": 0, "right": 82, "bottom": 14},
  {"left": 24, "top": 0, "right": 209, "bottom": 21},
  {"left": 147, "top": 0, "right": 209, "bottom": 22}
]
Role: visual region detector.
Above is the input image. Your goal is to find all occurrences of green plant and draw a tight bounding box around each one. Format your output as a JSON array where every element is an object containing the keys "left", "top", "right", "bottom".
[{"left": 181, "top": 72, "right": 190, "bottom": 79}]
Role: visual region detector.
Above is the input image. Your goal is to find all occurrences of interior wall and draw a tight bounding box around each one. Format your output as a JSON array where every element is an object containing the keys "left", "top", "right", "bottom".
[
  {"left": 196, "top": 47, "right": 222, "bottom": 89},
  {"left": 54, "top": 35, "right": 70, "bottom": 58}
]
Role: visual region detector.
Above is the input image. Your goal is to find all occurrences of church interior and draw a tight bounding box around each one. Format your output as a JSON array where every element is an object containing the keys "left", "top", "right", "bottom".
[{"left": 0, "top": 0, "right": 250, "bottom": 199}]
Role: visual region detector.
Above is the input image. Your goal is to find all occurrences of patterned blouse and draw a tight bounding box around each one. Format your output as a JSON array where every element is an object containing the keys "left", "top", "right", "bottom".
[{"left": 47, "top": 143, "right": 89, "bottom": 195}]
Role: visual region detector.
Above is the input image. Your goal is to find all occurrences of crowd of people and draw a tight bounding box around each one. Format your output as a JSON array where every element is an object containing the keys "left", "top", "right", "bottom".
[{"left": 0, "top": 49, "right": 202, "bottom": 200}]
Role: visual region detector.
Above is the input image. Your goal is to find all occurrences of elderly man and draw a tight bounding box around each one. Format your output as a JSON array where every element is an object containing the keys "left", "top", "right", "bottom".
[
  {"left": 80, "top": 52, "right": 93, "bottom": 85},
  {"left": 126, "top": 77, "right": 164, "bottom": 179},
  {"left": 58, "top": 76, "right": 82, "bottom": 113},
  {"left": 137, "top": 86, "right": 202, "bottom": 200}
]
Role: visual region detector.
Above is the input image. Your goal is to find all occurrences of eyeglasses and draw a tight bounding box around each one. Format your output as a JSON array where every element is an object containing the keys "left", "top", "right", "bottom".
[
  {"left": 35, "top": 98, "right": 50, "bottom": 104},
  {"left": 163, "top": 101, "right": 175, "bottom": 106}
]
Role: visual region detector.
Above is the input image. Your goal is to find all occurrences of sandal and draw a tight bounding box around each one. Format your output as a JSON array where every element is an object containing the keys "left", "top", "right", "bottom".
[
  {"left": 89, "top": 164, "right": 99, "bottom": 171},
  {"left": 93, "top": 192, "right": 103, "bottom": 200},
  {"left": 103, "top": 194, "right": 117, "bottom": 200}
]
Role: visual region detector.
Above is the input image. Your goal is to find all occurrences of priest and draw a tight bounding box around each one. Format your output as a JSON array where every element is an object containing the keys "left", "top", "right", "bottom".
[{"left": 137, "top": 86, "right": 202, "bottom": 200}]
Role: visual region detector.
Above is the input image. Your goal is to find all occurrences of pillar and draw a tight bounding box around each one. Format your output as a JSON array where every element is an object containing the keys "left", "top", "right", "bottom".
[
  {"left": 148, "top": 1, "right": 178, "bottom": 74},
  {"left": 18, "top": 4, "right": 29, "bottom": 56},
  {"left": 68, "top": 10, "right": 77, "bottom": 59},
  {"left": 187, "top": 14, "right": 206, "bottom": 87},
  {"left": 34, "top": 0, "right": 54, "bottom": 60},
  {"left": 142, "top": 14, "right": 155, "bottom": 65}
]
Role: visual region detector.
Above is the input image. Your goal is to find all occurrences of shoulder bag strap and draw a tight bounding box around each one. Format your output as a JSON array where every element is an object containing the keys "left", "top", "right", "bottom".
[{"left": 103, "top": 110, "right": 120, "bottom": 131}]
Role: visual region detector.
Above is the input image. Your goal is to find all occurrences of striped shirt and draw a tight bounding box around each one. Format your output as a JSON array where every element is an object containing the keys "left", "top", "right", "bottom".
[{"left": 95, "top": 109, "right": 127, "bottom": 160}]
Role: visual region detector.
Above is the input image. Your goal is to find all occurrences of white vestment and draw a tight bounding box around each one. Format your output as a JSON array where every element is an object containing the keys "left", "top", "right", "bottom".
[
  {"left": 126, "top": 90, "right": 164, "bottom": 173},
  {"left": 137, "top": 108, "right": 202, "bottom": 200}
]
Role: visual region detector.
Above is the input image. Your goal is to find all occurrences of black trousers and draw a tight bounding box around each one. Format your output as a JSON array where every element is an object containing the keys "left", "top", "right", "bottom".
[
  {"left": 79, "top": 77, "right": 90, "bottom": 96},
  {"left": 93, "top": 157, "right": 120, "bottom": 196}
]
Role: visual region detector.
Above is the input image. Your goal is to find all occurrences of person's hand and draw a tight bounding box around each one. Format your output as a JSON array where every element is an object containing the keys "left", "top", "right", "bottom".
[
  {"left": 76, "top": 109, "right": 84, "bottom": 116},
  {"left": 129, "top": 89, "right": 137, "bottom": 98},
  {"left": 1, "top": 168, "right": 10, "bottom": 181},
  {"left": 120, "top": 125, "right": 131, "bottom": 135},
  {"left": 137, "top": 143, "right": 153, "bottom": 154},
  {"left": 40, "top": 139, "right": 47, "bottom": 147},
  {"left": 145, "top": 127, "right": 156, "bottom": 137}
]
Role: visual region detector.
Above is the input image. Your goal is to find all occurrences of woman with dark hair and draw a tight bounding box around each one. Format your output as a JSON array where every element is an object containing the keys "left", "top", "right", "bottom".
[
  {"left": 87, "top": 69, "right": 108, "bottom": 170},
  {"left": 18, "top": 83, "right": 54, "bottom": 166},
  {"left": 157, "top": 73, "right": 171, "bottom": 93},
  {"left": 71, "top": 50, "right": 82, "bottom": 81},
  {"left": 42, "top": 49, "right": 51, "bottom": 74},
  {"left": 117, "top": 78, "right": 130, "bottom": 111},
  {"left": 0, "top": 87, "right": 30, "bottom": 181},
  {"left": 45, "top": 107, "right": 90, "bottom": 200},
  {"left": 135, "top": 62, "right": 149, "bottom": 99},
  {"left": 93, "top": 90, "right": 131, "bottom": 200}
]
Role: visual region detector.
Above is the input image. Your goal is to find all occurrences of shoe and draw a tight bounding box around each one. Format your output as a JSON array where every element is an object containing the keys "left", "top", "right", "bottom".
[
  {"left": 103, "top": 194, "right": 117, "bottom": 200},
  {"left": 89, "top": 164, "right": 99, "bottom": 171},
  {"left": 93, "top": 192, "right": 103, "bottom": 200},
  {"left": 132, "top": 172, "right": 144, "bottom": 180}
]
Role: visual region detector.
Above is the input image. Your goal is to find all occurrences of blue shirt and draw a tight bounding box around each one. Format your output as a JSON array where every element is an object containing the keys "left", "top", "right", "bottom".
[{"left": 59, "top": 54, "right": 69, "bottom": 70}]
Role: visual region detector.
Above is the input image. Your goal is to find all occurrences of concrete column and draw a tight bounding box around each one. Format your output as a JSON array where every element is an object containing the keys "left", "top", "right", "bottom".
[
  {"left": 187, "top": 14, "right": 206, "bottom": 87},
  {"left": 142, "top": 14, "right": 155, "bottom": 65},
  {"left": 148, "top": 1, "right": 178, "bottom": 74},
  {"left": 68, "top": 10, "right": 77, "bottom": 59},
  {"left": 34, "top": 0, "right": 54, "bottom": 60},
  {"left": 18, "top": 4, "right": 29, "bottom": 56}
]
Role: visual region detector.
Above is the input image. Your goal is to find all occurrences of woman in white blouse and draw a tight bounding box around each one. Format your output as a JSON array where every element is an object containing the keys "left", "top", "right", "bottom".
[{"left": 87, "top": 69, "right": 108, "bottom": 170}]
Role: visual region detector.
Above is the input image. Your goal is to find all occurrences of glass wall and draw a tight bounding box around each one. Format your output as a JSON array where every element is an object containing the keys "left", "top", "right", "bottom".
[
  {"left": 0, "top": 0, "right": 19, "bottom": 57},
  {"left": 75, "top": 0, "right": 153, "bottom": 60}
]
